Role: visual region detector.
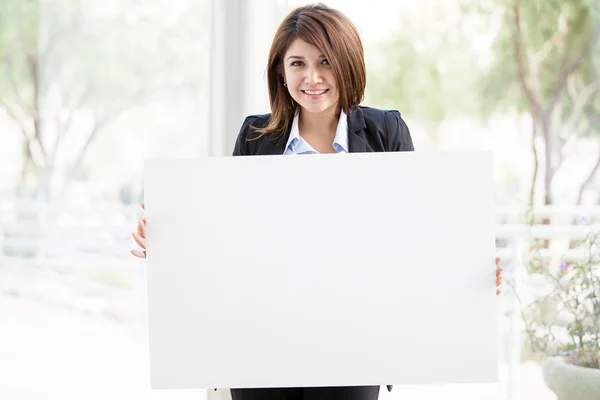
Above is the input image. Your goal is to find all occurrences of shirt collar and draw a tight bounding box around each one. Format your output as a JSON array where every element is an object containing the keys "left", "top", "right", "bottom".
[{"left": 284, "top": 109, "right": 349, "bottom": 154}]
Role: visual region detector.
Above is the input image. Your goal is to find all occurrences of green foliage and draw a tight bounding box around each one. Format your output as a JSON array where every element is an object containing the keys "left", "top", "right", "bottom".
[
  {"left": 0, "top": 0, "right": 208, "bottom": 199},
  {"left": 34, "top": 0, "right": 206, "bottom": 116},
  {"left": 365, "top": 10, "right": 486, "bottom": 121},
  {"left": 477, "top": 0, "right": 598, "bottom": 120},
  {"left": 1, "top": 0, "right": 208, "bottom": 127},
  {"left": 0, "top": 0, "right": 38, "bottom": 109},
  {"left": 508, "top": 226, "right": 600, "bottom": 369},
  {"left": 366, "top": 39, "right": 445, "bottom": 121}
]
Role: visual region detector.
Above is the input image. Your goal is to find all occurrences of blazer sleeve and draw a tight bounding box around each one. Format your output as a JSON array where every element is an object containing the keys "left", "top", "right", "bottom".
[
  {"left": 232, "top": 116, "right": 265, "bottom": 156},
  {"left": 232, "top": 116, "right": 252, "bottom": 156},
  {"left": 384, "top": 110, "right": 414, "bottom": 152}
]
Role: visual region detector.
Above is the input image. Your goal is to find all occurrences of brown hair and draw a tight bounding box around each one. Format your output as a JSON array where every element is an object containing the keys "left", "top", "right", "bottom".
[{"left": 253, "top": 3, "right": 366, "bottom": 137}]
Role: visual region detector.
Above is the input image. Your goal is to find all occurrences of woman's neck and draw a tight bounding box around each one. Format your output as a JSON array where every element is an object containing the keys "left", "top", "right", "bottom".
[{"left": 298, "top": 107, "right": 338, "bottom": 140}]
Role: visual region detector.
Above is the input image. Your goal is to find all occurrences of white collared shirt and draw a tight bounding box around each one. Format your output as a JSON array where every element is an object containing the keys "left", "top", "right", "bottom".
[{"left": 283, "top": 110, "right": 349, "bottom": 154}]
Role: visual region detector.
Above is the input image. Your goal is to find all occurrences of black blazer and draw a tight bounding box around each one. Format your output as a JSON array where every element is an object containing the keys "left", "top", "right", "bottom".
[
  {"left": 232, "top": 105, "right": 414, "bottom": 156},
  {"left": 232, "top": 105, "right": 414, "bottom": 392}
]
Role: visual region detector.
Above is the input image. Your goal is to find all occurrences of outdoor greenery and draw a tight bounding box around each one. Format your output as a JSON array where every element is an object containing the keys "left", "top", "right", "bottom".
[
  {"left": 509, "top": 228, "right": 600, "bottom": 369},
  {"left": 0, "top": 0, "right": 208, "bottom": 201},
  {"left": 1, "top": 2, "right": 598, "bottom": 396},
  {"left": 1, "top": 0, "right": 599, "bottom": 205},
  {"left": 368, "top": 0, "right": 600, "bottom": 206}
]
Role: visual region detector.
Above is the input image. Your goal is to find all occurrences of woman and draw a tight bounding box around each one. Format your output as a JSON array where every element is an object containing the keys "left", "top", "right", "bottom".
[{"left": 132, "top": 3, "right": 503, "bottom": 400}]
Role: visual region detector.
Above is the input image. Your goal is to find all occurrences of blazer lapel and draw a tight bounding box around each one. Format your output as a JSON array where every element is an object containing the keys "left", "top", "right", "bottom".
[
  {"left": 256, "top": 131, "right": 289, "bottom": 155},
  {"left": 347, "top": 106, "right": 368, "bottom": 153},
  {"left": 253, "top": 107, "right": 367, "bottom": 154}
]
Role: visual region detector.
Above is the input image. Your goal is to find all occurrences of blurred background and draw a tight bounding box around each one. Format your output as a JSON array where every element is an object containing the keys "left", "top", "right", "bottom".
[{"left": 1, "top": 0, "right": 599, "bottom": 399}]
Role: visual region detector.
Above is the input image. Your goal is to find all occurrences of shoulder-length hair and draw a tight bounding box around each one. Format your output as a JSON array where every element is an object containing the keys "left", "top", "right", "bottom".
[{"left": 253, "top": 3, "right": 366, "bottom": 137}]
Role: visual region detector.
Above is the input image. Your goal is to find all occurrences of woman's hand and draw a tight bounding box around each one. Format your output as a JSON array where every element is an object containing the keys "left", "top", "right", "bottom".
[
  {"left": 496, "top": 256, "right": 503, "bottom": 295},
  {"left": 131, "top": 202, "right": 147, "bottom": 258}
]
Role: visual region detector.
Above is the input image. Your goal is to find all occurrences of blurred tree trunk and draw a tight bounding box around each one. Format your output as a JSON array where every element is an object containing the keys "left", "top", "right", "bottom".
[
  {"left": 508, "top": 1, "right": 597, "bottom": 207},
  {"left": 478, "top": 0, "right": 599, "bottom": 209},
  {"left": 576, "top": 140, "right": 600, "bottom": 205},
  {"left": 1, "top": 0, "right": 203, "bottom": 202},
  {"left": 528, "top": 118, "right": 539, "bottom": 205}
]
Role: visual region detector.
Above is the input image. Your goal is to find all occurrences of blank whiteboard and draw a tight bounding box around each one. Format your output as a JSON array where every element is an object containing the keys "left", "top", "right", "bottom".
[{"left": 144, "top": 151, "right": 498, "bottom": 390}]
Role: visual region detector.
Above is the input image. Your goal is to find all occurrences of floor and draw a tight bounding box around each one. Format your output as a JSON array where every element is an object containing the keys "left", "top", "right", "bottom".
[{"left": 0, "top": 290, "right": 557, "bottom": 400}]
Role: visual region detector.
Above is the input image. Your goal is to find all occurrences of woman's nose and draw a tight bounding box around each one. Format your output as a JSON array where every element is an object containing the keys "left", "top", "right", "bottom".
[{"left": 305, "top": 67, "right": 323, "bottom": 85}]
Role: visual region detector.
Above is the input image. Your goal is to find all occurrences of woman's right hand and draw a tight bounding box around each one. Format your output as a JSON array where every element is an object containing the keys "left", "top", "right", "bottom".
[{"left": 131, "top": 202, "right": 147, "bottom": 258}]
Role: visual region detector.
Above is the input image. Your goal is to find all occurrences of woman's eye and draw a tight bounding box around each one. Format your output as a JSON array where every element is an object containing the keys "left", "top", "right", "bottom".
[
  {"left": 321, "top": 59, "right": 330, "bottom": 65},
  {"left": 291, "top": 61, "right": 304, "bottom": 67}
]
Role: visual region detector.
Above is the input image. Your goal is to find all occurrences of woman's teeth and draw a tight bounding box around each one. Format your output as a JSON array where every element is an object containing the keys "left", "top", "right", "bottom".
[{"left": 303, "top": 89, "right": 327, "bottom": 95}]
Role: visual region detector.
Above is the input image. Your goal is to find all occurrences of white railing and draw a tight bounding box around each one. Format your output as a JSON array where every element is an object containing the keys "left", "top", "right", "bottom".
[
  {"left": 1, "top": 198, "right": 599, "bottom": 399},
  {"left": 494, "top": 206, "right": 600, "bottom": 400}
]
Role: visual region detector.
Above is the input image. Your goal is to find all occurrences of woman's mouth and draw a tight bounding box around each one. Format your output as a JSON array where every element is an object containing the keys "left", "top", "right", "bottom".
[{"left": 301, "top": 89, "right": 329, "bottom": 100}]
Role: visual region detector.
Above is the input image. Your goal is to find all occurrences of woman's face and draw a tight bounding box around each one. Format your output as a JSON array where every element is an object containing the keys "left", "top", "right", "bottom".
[{"left": 282, "top": 38, "right": 339, "bottom": 115}]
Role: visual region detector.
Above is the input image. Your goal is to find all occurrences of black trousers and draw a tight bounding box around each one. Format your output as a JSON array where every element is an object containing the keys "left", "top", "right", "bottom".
[{"left": 230, "top": 386, "right": 380, "bottom": 400}]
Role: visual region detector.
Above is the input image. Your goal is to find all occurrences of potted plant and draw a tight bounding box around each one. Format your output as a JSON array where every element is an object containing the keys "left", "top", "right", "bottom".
[{"left": 508, "top": 230, "right": 599, "bottom": 400}]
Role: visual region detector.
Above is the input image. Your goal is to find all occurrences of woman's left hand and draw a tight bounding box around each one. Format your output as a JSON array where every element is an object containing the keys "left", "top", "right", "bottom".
[{"left": 496, "top": 257, "right": 503, "bottom": 295}]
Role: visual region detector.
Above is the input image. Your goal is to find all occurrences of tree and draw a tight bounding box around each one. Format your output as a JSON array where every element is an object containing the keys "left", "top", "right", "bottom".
[
  {"left": 366, "top": 1, "right": 492, "bottom": 145},
  {"left": 0, "top": 0, "right": 206, "bottom": 201},
  {"left": 366, "top": 38, "right": 446, "bottom": 145},
  {"left": 475, "top": 0, "right": 600, "bottom": 205},
  {"left": 0, "top": 0, "right": 39, "bottom": 194}
]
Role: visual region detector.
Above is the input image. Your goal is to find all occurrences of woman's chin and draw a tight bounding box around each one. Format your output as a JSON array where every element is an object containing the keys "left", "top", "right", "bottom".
[{"left": 298, "top": 102, "right": 337, "bottom": 114}]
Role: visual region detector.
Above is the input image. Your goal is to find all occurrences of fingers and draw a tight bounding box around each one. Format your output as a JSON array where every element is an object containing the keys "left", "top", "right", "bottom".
[
  {"left": 131, "top": 201, "right": 146, "bottom": 259},
  {"left": 131, "top": 229, "right": 147, "bottom": 258},
  {"left": 132, "top": 232, "right": 146, "bottom": 249},
  {"left": 137, "top": 218, "right": 147, "bottom": 238},
  {"left": 131, "top": 249, "right": 146, "bottom": 258},
  {"left": 496, "top": 263, "right": 503, "bottom": 296}
]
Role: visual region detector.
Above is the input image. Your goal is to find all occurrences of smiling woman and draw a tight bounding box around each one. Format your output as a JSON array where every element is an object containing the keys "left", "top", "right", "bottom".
[
  {"left": 252, "top": 4, "right": 365, "bottom": 145},
  {"left": 233, "top": 3, "right": 414, "bottom": 160},
  {"left": 130, "top": 3, "right": 503, "bottom": 400},
  {"left": 229, "top": 4, "right": 407, "bottom": 400},
  {"left": 284, "top": 39, "right": 339, "bottom": 113}
]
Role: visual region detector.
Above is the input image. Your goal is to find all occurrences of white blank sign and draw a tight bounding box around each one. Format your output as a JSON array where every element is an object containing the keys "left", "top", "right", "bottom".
[{"left": 144, "top": 151, "right": 498, "bottom": 390}]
